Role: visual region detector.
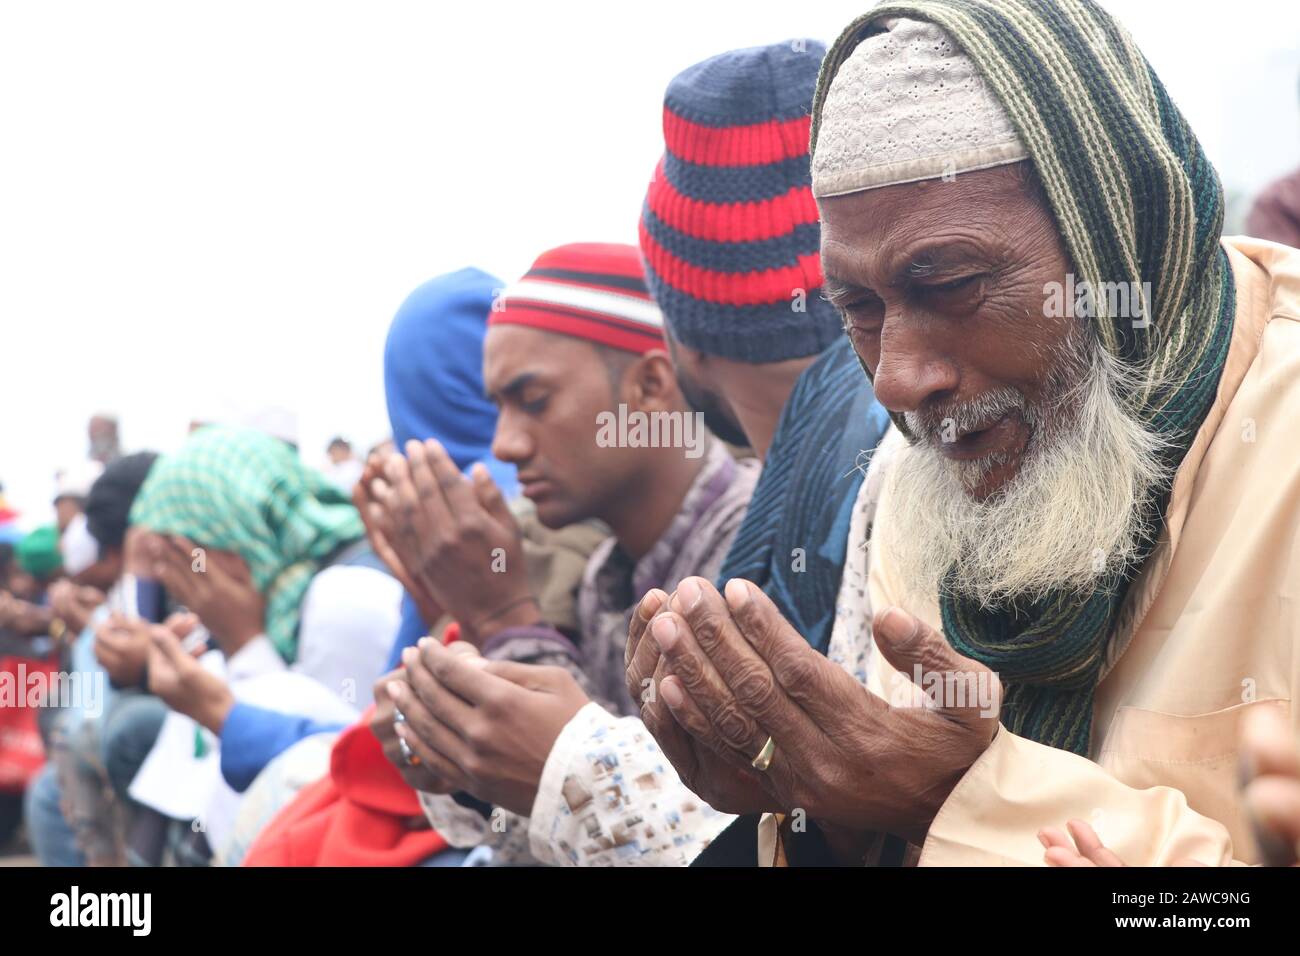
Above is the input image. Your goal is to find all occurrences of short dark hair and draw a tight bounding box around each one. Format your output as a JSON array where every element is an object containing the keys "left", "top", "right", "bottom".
[
  {"left": 84, "top": 451, "right": 158, "bottom": 552},
  {"left": 593, "top": 343, "right": 638, "bottom": 396}
]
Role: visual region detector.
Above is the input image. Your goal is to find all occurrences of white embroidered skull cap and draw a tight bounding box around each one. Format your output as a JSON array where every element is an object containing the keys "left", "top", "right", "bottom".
[{"left": 812, "top": 17, "right": 1028, "bottom": 198}]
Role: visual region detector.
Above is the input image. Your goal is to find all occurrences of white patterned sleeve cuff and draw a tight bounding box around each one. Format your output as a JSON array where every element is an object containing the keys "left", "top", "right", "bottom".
[
  {"left": 416, "top": 790, "right": 538, "bottom": 864},
  {"left": 416, "top": 790, "right": 490, "bottom": 849},
  {"left": 528, "top": 701, "right": 736, "bottom": 866}
]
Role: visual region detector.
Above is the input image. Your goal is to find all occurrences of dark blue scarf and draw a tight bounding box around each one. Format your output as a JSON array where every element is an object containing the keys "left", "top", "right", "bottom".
[{"left": 715, "top": 336, "right": 890, "bottom": 653}]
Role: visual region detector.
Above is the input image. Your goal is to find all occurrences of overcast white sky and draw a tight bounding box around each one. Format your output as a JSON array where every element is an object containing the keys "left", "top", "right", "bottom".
[{"left": 2, "top": 0, "right": 1298, "bottom": 526}]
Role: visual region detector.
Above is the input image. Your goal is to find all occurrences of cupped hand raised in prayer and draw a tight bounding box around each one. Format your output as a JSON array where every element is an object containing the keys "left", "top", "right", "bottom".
[
  {"left": 372, "top": 664, "right": 456, "bottom": 795},
  {"left": 626, "top": 588, "right": 775, "bottom": 816},
  {"left": 635, "top": 576, "right": 1001, "bottom": 848},
  {"left": 385, "top": 637, "right": 589, "bottom": 816},
  {"left": 354, "top": 452, "right": 443, "bottom": 626},
  {"left": 365, "top": 439, "right": 537, "bottom": 647},
  {"left": 146, "top": 534, "right": 265, "bottom": 656},
  {"left": 146, "top": 615, "right": 233, "bottom": 733}
]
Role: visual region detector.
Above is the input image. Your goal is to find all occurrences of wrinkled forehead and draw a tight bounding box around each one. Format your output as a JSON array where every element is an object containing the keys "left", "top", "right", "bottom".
[{"left": 818, "top": 164, "right": 1038, "bottom": 284}]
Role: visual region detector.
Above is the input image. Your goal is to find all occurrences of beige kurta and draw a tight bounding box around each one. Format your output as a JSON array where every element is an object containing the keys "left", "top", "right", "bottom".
[{"left": 860, "top": 236, "right": 1300, "bottom": 866}]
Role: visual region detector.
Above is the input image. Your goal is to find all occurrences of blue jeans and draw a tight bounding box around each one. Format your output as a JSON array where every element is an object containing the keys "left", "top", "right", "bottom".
[
  {"left": 24, "top": 691, "right": 168, "bottom": 866},
  {"left": 24, "top": 763, "right": 86, "bottom": 867}
]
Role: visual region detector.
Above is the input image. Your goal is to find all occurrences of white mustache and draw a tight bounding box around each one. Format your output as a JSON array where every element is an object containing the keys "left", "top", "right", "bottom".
[{"left": 903, "top": 387, "right": 1029, "bottom": 442}]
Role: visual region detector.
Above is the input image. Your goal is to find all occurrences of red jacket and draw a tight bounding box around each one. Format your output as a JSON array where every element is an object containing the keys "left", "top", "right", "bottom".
[{"left": 242, "top": 705, "right": 447, "bottom": 867}]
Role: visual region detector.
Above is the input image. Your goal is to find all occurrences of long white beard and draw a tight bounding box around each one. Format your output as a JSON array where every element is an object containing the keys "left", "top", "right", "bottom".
[{"left": 880, "top": 339, "right": 1170, "bottom": 609}]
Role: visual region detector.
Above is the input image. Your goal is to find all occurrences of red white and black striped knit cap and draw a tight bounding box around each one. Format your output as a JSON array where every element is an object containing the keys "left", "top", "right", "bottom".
[
  {"left": 639, "top": 40, "right": 842, "bottom": 363},
  {"left": 489, "top": 243, "right": 665, "bottom": 354}
]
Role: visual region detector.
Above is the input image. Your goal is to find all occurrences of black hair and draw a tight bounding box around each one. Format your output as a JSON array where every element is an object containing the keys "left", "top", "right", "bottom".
[
  {"left": 593, "top": 343, "right": 639, "bottom": 396},
  {"left": 84, "top": 451, "right": 159, "bottom": 552}
]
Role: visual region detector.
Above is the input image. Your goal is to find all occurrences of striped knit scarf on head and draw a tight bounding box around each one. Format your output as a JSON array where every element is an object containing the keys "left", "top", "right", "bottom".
[
  {"left": 811, "top": 0, "right": 1235, "bottom": 755},
  {"left": 130, "top": 425, "right": 364, "bottom": 661}
]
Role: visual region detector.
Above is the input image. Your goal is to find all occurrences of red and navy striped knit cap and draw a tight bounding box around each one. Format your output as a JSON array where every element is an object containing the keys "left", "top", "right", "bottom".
[
  {"left": 639, "top": 40, "right": 842, "bottom": 363},
  {"left": 489, "top": 242, "right": 665, "bottom": 354}
]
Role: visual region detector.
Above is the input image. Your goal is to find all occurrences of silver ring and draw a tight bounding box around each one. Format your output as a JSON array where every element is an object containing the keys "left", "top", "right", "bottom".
[
  {"left": 398, "top": 734, "right": 416, "bottom": 766},
  {"left": 393, "top": 706, "right": 407, "bottom": 724}
]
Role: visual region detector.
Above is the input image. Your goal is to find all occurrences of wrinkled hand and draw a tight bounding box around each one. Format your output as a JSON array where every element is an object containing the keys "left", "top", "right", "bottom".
[
  {"left": 368, "top": 440, "right": 535, "bottom": 646},
  {"left": 627, "top": 588, "right": 773, "bottom": 815},
  {"left": 147, "top": 534, "right": 265, "bottom": 655},
  {"left": 387, "top": 638, "right": 589, "bottom": 815},
  {"left": 48, "top": 580, "right": 107, "bottom": 637},
  {"left": 93, "top": 611, "right": 156, "bottom": 687},
  {"left": 646, "top": 576, "right": 1001, "bottom": 845},
  {"left": 624, "top": 587, "right": 662, "bottom": 706},
  {"left": 354, "top": 453, "right": 443, "bottom": 626},
  {"left": 146, "top": 618, "right": 233, "bottom": 732},
  {"left": 372, "top": 663, "right": 458, "bottom": 794}
]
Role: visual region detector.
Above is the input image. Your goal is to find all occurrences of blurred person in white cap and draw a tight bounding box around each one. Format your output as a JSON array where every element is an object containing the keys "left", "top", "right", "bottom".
[
  {"left": 322, "top": 436, "right": 363, "bottom": 493},
  {"left": 52, "top": 459, "right": 104, "bottom": 534}
]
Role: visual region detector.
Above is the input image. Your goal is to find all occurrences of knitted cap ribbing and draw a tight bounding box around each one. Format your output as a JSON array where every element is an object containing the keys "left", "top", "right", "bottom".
[
  {"left": 491, "top": 243, "right": 665, "bottom": 354},
  {"left": 639, "top": 41, "right": 844, "bottom": 363}
]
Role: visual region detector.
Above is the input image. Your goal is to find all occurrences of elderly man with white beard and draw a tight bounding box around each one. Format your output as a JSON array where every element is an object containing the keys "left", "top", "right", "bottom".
[{"left": 625, "top": 0, "right": 1300, "bottom": 866}]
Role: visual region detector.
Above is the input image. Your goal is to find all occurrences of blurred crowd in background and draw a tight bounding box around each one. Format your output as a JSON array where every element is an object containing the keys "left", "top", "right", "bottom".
[{"left": 3, "top": 0, "right": 1300, "bottom": 871}]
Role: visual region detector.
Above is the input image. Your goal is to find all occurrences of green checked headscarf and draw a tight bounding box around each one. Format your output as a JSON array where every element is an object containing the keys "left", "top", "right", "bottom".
[
  {"left": 812, "top": 0, "right": 1235, "bottom": 755},
  {"left": 130, "top": 425, "right": 364, "bottom": 660}
]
